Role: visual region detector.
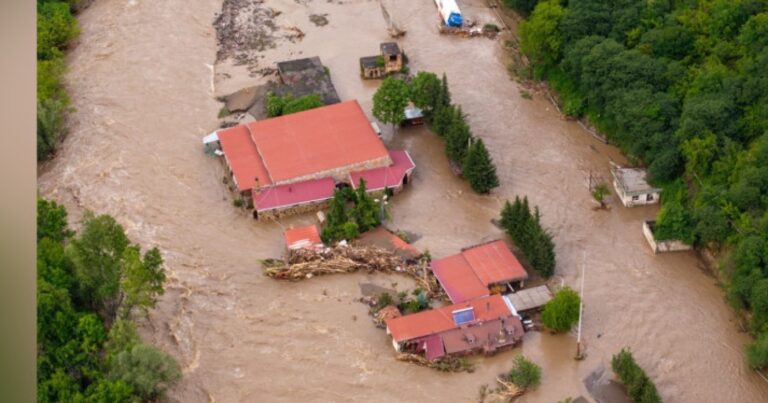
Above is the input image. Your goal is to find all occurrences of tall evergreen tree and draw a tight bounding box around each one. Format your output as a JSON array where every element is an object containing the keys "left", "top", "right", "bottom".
[
  {"left": 350, "top": 179, "right": 380, "bottom": 231},
  {"left": 440, "top": 73, "right": 451, "bottom": 107},
  {"left": 463, "top": 138, "right": 500, "bottom": 193},
  {"left": 321, "top": 190, "right": 349, "bottom": 243},
  {"left": 445, "top": 106, "right": 472, "bottom": 163}
]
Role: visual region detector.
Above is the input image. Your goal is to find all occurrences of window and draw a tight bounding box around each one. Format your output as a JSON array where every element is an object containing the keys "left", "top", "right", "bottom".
[
  {"left": 632, "top": 195, "right": 640, "bottom": 201},
  {"left": 389, "top": 55, "right": 397, "bottom": 62},
  {"left": 646, "top": 194, "right": 654, "bottom": 201}
]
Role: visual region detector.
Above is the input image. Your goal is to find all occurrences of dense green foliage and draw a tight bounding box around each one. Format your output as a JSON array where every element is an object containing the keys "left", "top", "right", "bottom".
[
  {"left": 611, "top": 349, "right": 663, "bottom": 403},
  {"left": 265, "top": 92, "right": 324, "bottom": 117},
  {"left": 507, "top": 355, "right": 542, "bottom": 390},
  {"left": 397, "top": 289, "right": 430, "bottom": 314},
  {"left": 372, "top": 77, "right": 411, "bottom": 127},
  {"left": 320, "top": 179, "right": 382, "bottom": 243},
  {"left": 37, "top": 198, "right": 180, "bottom": 402},
  {"left": 540, "top": 286, "right": 581, "bottom": 332},
  {"left": 37, "top": 0, "right": 80, "bottom": 160},
  {"left": 463, "top": 138, "right": 500, "bottom": 193},
  {"left": 500, "top": 197, "right": 556, "bottom": 277},
  {"left": 515, "top": 0, "right": 768, "bottom": 366}
]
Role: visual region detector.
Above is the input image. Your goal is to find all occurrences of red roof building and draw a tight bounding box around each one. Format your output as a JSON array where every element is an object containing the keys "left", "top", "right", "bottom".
[
  {"left": 214, "top": 100, "right": 416, "bottom": 218},
  {"left": 384, "top": 295, "right": 523, "bottom": 360},
  {"left": 283, "top": 224, "right": 323, "bottom": 251},
  {"left": 431, "top": 240, "right": 528, "bottom": 304},
  {"left": 349, "top": 150, "right": 415, "bottom": 192}
]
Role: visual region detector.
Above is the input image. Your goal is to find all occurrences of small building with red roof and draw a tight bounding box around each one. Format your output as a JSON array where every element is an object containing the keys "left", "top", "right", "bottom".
[
  {"left": 283, "top": 224, "right": 323, "bottom": 251},
  {"left": 431, "top": 240, "right": 528, "bottom": 304},
  {"left": 212, "top": 100, "right": 415, "bottom": 219},
  {"left": 384, "top": 294, "right": 524, "bottom": 360}
]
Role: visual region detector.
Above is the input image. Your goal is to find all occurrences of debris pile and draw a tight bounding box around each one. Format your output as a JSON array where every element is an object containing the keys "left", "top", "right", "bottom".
[
  {"left": 261, "top": 244, "right": 444, "bottom": 298},
  {"left": 395, "top": 353, "right": 475, "bottom": 373}
]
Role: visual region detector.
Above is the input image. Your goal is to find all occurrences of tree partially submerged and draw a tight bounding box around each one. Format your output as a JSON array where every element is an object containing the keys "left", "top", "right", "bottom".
[
  {"left": 611, "top": 348, "right": 663, "bottom": 403},
  {"left": 507, "top": 355, "right": 541, "bottom": 390},
  {"left": 500, "top": 197, "right": 556, "bottom": 277},
  {"left": 464, "top": 138, "right": 500, "bottom": 193},
  {"left": 541, "top": 286, "right": 580, "bottom": 333},
  {"left": 372, "top": 77, "right": 410, "bottom": 130}
]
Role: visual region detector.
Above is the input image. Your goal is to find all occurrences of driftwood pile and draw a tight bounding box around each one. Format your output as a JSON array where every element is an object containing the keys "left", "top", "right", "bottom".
[
  {"left": 262, "top": 244, "right": 445, "bottom": 298},
  {"left": 395, "top": 353, "right": 475, "bottom": 373}
]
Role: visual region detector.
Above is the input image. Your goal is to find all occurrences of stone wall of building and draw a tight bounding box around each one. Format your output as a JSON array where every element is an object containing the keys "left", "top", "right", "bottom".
[{"left": 256, "top": 200, "right": 331, "bottom": 220}]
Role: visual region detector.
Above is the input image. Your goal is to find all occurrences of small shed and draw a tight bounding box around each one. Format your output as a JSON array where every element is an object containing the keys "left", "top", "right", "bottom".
[
  {"left": 360, "top": 42, "right": 404, "bottom": 79},
  {"left": 505, "top": 285, "right": 553, "bottom": 313},
  {"left": 283, "top": 224, "right": 323, "bottom": 251},
  {"left": 402, "top": 105, "right": 424, "bottom": 126},
  {"left": 611, "top": 167, "right": 661, "bottom": 207},
  {"left": 380, "top": 42, "right": 403, "bottom": 73}
]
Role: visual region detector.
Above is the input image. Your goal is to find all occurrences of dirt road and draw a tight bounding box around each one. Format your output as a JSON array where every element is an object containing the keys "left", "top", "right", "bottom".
[{"left": 38, "top": 0, "right": 768, "bottom": 401}]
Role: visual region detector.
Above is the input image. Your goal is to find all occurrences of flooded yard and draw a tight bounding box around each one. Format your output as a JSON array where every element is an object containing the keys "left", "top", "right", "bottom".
[{"left": 38, "top": 0, "right": 768, "bottom": 401}]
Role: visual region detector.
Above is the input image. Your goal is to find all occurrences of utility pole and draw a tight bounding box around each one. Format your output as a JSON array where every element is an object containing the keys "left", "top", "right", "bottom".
[{"left": 575, "top": 250, "right": 586, "bottom": 360}]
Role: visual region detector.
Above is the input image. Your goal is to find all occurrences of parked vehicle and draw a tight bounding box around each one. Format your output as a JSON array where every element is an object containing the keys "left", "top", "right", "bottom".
[{"left": 434, "top": 0, "right": 463, "bottom": 27}]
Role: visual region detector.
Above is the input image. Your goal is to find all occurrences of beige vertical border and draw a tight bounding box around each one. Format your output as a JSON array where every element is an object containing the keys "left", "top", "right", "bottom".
[{"left": 0, "top": 0, "right": 36, "bottom": 401}]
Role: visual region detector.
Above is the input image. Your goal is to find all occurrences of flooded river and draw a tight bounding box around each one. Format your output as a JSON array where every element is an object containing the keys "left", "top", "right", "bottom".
[{"left": 38, "top": 0, "right": 768, "bottom": 401}]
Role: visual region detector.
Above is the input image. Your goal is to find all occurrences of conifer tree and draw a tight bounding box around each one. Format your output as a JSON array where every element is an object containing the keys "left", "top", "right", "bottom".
[
  {"left": 463, "top": 138, "right": 500, "bottom": 193},
  {"left": 445, "top": 106, "right": 472, "bottom": 163}
]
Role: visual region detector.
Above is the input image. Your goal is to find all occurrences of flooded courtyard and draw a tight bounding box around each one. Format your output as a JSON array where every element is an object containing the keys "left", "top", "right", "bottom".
[{"left": 38, "top": 0, "right": 768, "bottom": 401}]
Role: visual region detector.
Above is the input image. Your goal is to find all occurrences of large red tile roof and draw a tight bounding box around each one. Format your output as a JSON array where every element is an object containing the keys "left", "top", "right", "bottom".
[
  {"left": 217, "top": 125, "right": 272, "bottom": 191},
  {"left": 253, "top": 177, "right": 336, "bottom": 212},
  {"left": 385, "top": 295, "right": 512, "bottom": 343},
  {"left": 431, "top": 240, "right": 528, "bottom": 304},
  {"left": 349, "top": 150, "right": 415, "bottom": 191},
  {"left": 246, "top": 100, "right": 390, "bottom": 183}
]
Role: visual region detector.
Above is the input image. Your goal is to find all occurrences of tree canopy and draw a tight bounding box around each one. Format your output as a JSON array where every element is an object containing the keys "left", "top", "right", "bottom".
[
  {"left": 372, "top": 77, "right": 410, "bottom": 127},
  {"left": 514, "top": 0, "right": 768, "bottom": 367},
  {"left": 37, "top": 198, "right": 179, "bottom": 401},
  {"left": 541, "top": 286, "right": 580, "bottom": 333}
]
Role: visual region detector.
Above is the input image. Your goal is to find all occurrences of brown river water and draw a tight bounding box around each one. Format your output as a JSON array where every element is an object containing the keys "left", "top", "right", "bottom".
[{"left": 38, "top": 0, "right": 768, "bottom": 401}]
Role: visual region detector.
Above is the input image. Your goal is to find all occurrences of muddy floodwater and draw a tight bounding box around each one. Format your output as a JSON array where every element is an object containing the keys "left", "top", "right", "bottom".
[{"left": 38, "top": 0, "right": 768, "bottom": 401}]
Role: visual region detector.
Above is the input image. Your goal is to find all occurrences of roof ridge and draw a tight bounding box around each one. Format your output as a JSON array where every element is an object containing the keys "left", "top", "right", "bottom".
[{"left": 244, "top": 122, "right": 274, "bottom": 186}]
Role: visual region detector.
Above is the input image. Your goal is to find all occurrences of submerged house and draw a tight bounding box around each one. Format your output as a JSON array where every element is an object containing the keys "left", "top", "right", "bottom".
[
  {"left": 385, "top": 294, "right": 524, "bottom": 360},
  {"left": 431, "top": 240, "right": 529, "bottom": 304},
  {"left": 611, "top": 166, "right": 660, "bottom": 207},
  {"left": 360, "top": 42, "right": 404, "bottom": 79},
  {"left": 275, "top": 57, "right": 340, "bottom": 105},
  {"left": 211, "top": 100, "right": 415, "bottom": 219}
]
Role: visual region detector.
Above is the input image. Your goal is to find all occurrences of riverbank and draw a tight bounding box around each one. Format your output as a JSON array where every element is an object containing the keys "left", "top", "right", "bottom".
[{"left": 38, "top": 0, "right": 768, "bottom": 401}]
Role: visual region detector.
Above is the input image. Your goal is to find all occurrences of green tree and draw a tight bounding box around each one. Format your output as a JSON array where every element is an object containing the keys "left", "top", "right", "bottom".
[
  {"left": 119, "top": 246, "right": 166, "bottom": 318},
  {"left": 746, "top": 332, "right": 768, "bottom": 370},
  {"left": 349, "top": 179, "right": 380, "bottom": 231},
  {"left": 439, "top": 73, "right": 451, "bottom": 107},
  {"left": 108, "top": 344, "right": 181, "bottom": 401},
  {"left": 519, "top": 0, "right": 566, "bottom": 66},
  {"left": 507, "top": 355, "right": 541, "bottom": 390},
  {"left": 410, "top": 71, "right": 442, "bottom": 118},
  {"left": 321, "top": 190, "right": 350, "bottom": 243},
  {"left": 463, "top": 138, "right": 500, "bottom": 193},
  {"left": 591, "top": 182, "right": 610, "bottom": 209},
  {"left": 38, "top": 197, "right": 74, "bottom": 242},
  {"left": 431, "top": 104, "right": 455, "bottom": 137},
  {"left": 444, "top": 106, "right": 472, "bottom": 163},
  {"left": 37, "top": 1, "right": 79, "bottom": 60},
  {"left": 541, "top": 286, "right": 580, "bottom": 333},
  {"left": 282, "top": 94, "right": 323, "bottom": 115},
  {"left": 37, "top": 98, "right": 68, "bottom": 160},
  {"left": 372, "top": 77, "right": 410, "bottom": 129}
]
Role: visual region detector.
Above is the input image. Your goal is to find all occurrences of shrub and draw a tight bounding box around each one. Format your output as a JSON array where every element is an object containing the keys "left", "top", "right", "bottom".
[
  {"left": 217, "top": 106, "right": 230, "bottom": 118},
  {"left": 611, "top": 348, "right": 662, "bottom": 403},
  {"left": 541, "top": 286, "right": 580, "bottom": 332},
  {"left": 483, "top": 23, "right": 500, "bottom": 32},
  {"left": 108, "top": 344, "right": 181, "bottom": 400},
  {"left": 37, "top": 98, "right": 68, "bottom": 160},
  {"left": 746, "top": 333, "right": 768, "bottom": 370},
  {"left": 507, "top": 355, "right": 541, "bottom": 390},
  {"left": 232, "top": 198, "right": 244, "bottom": 208}
]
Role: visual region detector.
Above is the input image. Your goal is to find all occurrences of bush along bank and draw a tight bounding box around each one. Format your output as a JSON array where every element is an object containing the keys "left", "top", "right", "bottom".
[
  {"left": 37, "top": 0, "right": 82, "bottom": 161},
  {"left": 511, "top": 0, "right": 768, "bottom": 369},
  {"left": 372, "top": 72, "right": 500, "bottom": 194}
]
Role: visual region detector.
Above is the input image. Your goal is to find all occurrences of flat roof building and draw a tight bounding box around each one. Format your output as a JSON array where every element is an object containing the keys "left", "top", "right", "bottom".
[{"left": 611, "top": 166, "right": 661, "bottom": 207}]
